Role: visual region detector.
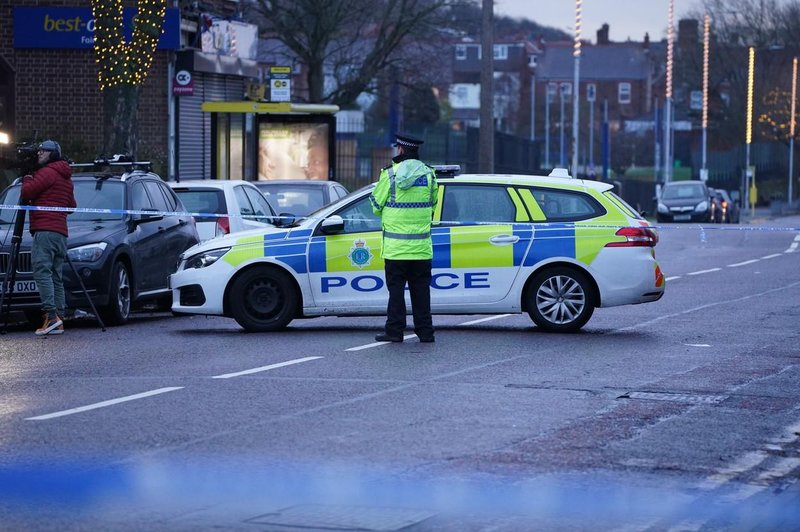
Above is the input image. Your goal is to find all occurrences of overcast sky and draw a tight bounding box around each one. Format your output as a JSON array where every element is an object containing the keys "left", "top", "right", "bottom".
[{"left": 494, "top": 0, "right": 698, "bottom": 43}]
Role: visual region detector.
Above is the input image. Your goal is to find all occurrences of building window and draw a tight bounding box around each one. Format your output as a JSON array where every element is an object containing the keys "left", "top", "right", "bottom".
[
  {"left": 493, "top": 45, "right": 508, "bottom": 60},
  {"left": 455, "top": 44, "right": 467, "bottom": 60},
  {"left": 618, "top": 82, "right": 632, "bottom": 104}
]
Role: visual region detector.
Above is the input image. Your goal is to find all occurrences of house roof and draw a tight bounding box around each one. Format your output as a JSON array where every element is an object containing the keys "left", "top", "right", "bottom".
[{"left": 537, "top": 44, "right": 653, "bottom": 81}]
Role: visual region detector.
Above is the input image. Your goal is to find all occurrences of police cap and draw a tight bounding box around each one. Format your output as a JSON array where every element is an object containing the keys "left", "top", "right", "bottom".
[{"left": 393, "top": 133, "right": 424, "bottom": 149}]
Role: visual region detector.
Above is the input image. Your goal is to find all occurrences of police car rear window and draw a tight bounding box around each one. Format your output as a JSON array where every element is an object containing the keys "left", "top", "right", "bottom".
[
  {"left": 528, "top": 187, "right": 605, "bottom": 221},
  {"left": 604, "top": 191, "right": 643, "bottom": 220},
  {"left": 172, "top": 189, "right": 227, "bottom": 222}
]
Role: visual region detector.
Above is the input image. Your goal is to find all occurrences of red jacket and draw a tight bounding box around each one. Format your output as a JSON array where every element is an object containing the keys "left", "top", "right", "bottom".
[{"left": 21, "top": 160, "right": 76, "bottom": 237}]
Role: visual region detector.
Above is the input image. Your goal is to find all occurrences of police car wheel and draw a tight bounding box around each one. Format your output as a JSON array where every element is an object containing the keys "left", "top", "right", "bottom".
[
  {"left": 526, "top": 267, "right": 594, "bottom": 333},
  {"left": 229, "top": 267, "right": 297, "bottom": 332}
]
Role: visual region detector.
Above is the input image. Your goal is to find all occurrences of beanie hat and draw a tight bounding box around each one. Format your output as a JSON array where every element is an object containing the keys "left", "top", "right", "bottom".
[{"left": 39, "top": 140, "right": 62, "bottom": 159}]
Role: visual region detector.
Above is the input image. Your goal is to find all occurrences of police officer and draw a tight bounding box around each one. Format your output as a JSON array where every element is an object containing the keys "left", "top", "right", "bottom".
[{"left": 370, "top": 134, "right": 438, "bottom": 343}]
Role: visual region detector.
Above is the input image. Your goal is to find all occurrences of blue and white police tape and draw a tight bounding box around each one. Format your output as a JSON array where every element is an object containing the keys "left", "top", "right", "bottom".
[{"left": 1, "top": 203, "right": 799, "bottom": 234}]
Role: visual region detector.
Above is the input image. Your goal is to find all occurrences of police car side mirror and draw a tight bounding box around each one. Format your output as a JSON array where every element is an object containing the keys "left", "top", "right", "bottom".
[{"left": 320, "top": 215, "right": 344, "bottom": 234}]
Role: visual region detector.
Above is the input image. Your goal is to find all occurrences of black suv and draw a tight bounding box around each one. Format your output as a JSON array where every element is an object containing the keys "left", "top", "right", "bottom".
[{"left": 0, "top": 167, "right": 199, "bottom": 325}]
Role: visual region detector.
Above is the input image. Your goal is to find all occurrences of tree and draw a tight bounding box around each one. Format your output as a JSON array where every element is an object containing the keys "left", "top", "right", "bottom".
[
  {"left": 248, "top": 0, "right": 465, "bottom": 107},
  {"left": 92, "top": 0, "right": 165, "bottom": 158}
]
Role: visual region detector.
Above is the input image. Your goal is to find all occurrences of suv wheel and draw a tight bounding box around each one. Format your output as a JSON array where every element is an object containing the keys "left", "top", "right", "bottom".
[
  {"left": 99, "top": 261, "right": 131, "bottom": 325},
  {"left": 526, "top": 267, "right": 595, "bottom": 333},
  {"left": 229, "top": 267, "right": 297, "bottom": 332}
]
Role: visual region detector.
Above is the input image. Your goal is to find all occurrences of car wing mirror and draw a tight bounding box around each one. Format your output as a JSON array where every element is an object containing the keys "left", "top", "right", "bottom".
[
  {"left": 132, "top": 208, "right": 164, "bottom": 224},
  {"left": 320, "top": 215, "right": 344, "bottom": 234}
]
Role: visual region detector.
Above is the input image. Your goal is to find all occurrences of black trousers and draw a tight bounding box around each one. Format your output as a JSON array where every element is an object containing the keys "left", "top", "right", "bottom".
[{"left": 383, "top": 258, "right": 434, "bottom": 339}]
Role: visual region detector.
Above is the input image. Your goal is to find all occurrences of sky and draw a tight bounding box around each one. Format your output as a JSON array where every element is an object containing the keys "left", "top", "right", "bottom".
[{"left": 494, "top": 0, "right": 698, "bottom": 43}]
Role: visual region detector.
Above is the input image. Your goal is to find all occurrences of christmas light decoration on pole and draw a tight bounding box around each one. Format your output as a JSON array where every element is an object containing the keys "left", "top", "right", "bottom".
[
  {"left": 663, "top": 0, "right": 675, "bottom": 183},
  {"left": 92, "top": 0, "right": 166, "bottom": 90},
  {"left": 746, "top": 46, "right": 755, "bottom": 216},
  {"left": 571, "top": 0, "right": 582, "bottom": 177}
]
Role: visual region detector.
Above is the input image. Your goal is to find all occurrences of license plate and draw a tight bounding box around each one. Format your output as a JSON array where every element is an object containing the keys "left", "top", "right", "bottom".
[
  {"left": 0, "top": 280, "right": 38, "bottom": 294},
  {"left": 673, "top": 214, "right": 691, "bottom": 221}
]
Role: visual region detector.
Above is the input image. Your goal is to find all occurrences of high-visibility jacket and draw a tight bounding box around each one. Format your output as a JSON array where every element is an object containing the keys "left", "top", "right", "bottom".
[{"left": 369, "top": 158, "right": 438, "bottom": 260}]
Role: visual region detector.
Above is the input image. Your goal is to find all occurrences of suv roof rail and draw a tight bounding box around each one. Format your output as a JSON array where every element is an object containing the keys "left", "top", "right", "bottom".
[
  {"left": 70, "top": 154, "right": 151, "bottom": 172},
  {"left": 433, "top": 164, "right": 461, "bottom": 178},
  {"left": 548, "top": 168, "right": 572, "bottom": 179}
]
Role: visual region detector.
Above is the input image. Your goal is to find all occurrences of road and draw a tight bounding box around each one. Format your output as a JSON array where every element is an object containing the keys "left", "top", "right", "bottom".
[{"left": 1, "top": 216, "right": 799, "bottom": 531}]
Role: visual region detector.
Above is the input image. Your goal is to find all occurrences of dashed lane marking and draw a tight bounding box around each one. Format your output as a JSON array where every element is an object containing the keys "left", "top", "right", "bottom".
[
  {"left": 760, "top": 253, "right": 783, "bottom": 259},
  {"left": 211, "top": 356, "right": 323, "bottom": 379},
  {"left": 728, "top": 259, "right": 760, "bottom": 267},
  {"left": 25, "top": 387, "right": 184, "bottom": 421},
  {"left": 458, "top": 314, "right": 512, "bottom": 326},
  {"left": 687, "top": 268, "right": 721, "bottom": 276}
]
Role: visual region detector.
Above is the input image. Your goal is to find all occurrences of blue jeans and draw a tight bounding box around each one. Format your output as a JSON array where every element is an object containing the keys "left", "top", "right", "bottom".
[{"left": 32, "top": 231, "right": 67, "bottom": 317}]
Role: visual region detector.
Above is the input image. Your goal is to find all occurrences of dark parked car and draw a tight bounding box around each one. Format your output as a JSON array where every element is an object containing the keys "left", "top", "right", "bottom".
[
  {"left": 252, "top": 179, "right": 349, "bottom": 217},
  {"left": 656, "top": 180, "right": 712, "bottom": 223},
  {"left": 0, "top": 167, "right": 199, "bottom": 326}
]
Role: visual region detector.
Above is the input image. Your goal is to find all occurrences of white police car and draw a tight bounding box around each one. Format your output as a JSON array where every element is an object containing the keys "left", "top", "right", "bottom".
[{"left": 170, "top": 168, "right": 664, "bottom": 333}]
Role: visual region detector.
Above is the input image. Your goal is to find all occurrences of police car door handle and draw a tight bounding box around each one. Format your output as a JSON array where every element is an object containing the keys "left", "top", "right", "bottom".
[{"left": 489, "top": 235, "right": 519, "bottom": 245}]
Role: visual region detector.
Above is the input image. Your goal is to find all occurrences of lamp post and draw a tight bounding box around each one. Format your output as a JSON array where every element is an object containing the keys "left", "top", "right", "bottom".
[
  {"left": 560, "top": 83, "right": 566, "bottom": 167},
  {"left": 571, "top": 0, "right": 582, "bottom": 176},
  {"left": 746, "top": 46, "right": 755, "bottom": 217},
  {"left": 663, "top": 0, "right": 675, "bottom": 183},
  {"left": 789, "top": 57, "right": 797, "bottom": 208},
  {"left": 701, "top": 14, "right": 710, "bottom": 181}
]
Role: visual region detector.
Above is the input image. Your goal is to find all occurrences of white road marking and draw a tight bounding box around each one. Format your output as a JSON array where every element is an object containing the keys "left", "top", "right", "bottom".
[
  {"left": 697, "top": 450, "right": 769, "bottom": 490},
  {"left": 728, "top": 259, "right": 760, "bottom": 267},
  {"left": 787, "top": 242, "right": 798, "bottom": 252},
  {"left": 25, "top": 387, "right": 184, "bottom": 421},
  {"left": 458, "top": 314, "right": 512, "bottom": 326},
  {"left": 760, "top": 253, "right": 782, "bottom": 259},
  {"left": 665, "top": 275, "right": 681, "bottom": 281},
  {"left": 687, "top": 268, "right": 721, "bottom": 275},
  {"left": 211, "top": 356, "right": 323, "bottom": 379},
  {"left": 684, "top": 343, "right": 710, "bottom": 347},
  {"left": 346, "top": 335, "right": 418, "bottom": 351}
]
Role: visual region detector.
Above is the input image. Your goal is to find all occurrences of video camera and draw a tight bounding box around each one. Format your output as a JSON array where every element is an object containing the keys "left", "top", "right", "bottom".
[{"left": 0, "top": 133, "right": 41, "bottom": 176}]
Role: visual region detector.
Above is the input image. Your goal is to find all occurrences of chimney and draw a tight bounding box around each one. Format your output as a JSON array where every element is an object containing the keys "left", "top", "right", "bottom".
[
  {"left": 597, "top": 23, "right": 610, "bottom": 45},
  {"left": 678, "top": 19, "right": 699, "bottom": 50}
]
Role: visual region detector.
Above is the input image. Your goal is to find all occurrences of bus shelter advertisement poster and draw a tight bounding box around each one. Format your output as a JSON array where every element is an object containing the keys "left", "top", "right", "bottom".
[{"left": 258, "top": 122, "right": 330, "bottom": 181}]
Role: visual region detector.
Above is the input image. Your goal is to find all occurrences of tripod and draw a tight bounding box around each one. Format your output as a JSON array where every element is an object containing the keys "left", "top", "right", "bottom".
[{"left": 1, "top": 198, "right": 106, "bottom": 333}]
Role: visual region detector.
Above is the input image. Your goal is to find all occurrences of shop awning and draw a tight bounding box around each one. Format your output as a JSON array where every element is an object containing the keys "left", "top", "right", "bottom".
[{"left": 201, "top": 101, "right": 340, "bottom": 114}]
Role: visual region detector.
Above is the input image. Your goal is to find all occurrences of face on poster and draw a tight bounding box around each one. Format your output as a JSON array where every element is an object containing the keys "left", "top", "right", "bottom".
[{"left": 257, "top": 122, "right": 330, "bottom": 181}]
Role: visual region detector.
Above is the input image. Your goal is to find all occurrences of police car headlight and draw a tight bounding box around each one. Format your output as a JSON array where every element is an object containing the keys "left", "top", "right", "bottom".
[
  {"left": 185, "top": 248, "right": 230, "bottom": 269},
  {"left": 657, "top": 202, "right": 668, "bottom": 214},
  {"left": 694, "top": 200, "right": 709, "bottom": 213},
  {"left": 68, "top": 242, "right": 107, "bottom": 262}
]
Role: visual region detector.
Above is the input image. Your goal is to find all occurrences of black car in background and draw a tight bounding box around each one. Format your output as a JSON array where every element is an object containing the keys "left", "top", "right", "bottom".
[
  {"left": 655, "top": 180, "right": 712, "bottom": 223},
  {"left": 0, "top": 169, "right": 199, "bottom": 326},
  {"left": 712, "top": 188, "right": 740, "bottom": 223}
]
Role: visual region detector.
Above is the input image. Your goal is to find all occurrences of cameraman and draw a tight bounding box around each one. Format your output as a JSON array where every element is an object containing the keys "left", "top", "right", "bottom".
[{"left": 21, "top": 140, "right": 76, "bottom": 336}]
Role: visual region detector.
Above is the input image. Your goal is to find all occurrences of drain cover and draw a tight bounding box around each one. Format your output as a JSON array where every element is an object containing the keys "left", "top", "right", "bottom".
[
  {"left": 619, "top": 391, "right": 728, "bottom": 404},
  {"left": 247, "top": 504, "right": 435, "bottom": 531}
]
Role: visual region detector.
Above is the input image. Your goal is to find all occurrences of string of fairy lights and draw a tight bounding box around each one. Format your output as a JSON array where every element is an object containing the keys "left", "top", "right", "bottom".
[{"left": 92, "top": 0, "right": 166, "bottom": 90}]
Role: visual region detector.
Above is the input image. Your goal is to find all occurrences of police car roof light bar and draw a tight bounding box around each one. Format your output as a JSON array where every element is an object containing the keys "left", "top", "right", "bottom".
[{"left": 432, "top": 165, "right": 461, "bottom": 178}]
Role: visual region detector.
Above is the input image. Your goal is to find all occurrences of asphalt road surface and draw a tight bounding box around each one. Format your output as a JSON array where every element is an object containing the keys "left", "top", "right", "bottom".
[{"left": 1, "top": 216, "right": 799, "bottom": 531}]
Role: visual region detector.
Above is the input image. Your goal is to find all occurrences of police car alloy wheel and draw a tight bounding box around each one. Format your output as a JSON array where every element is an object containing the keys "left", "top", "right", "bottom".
[
  {"left": 228, "top": 267, "right": 298, "bottom": 332},
  {"left": 526, "top": 267, "right": 595, "bottom": 333}
]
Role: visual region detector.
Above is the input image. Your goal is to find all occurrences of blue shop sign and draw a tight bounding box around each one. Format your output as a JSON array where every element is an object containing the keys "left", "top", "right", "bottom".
[{"left": 13, "top": 7, "right": 180, "bottom": 49}]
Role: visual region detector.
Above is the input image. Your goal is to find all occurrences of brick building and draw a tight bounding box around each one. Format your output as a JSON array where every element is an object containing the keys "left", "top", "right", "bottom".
[{"left": 1, "top": 0, "right": 251, "bottom": 180}]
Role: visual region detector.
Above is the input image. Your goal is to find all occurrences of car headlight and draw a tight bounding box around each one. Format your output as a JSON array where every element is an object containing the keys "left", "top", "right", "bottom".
[
  {"left": 694, "top": 200, "right": 709, "bottom": 213},
  {"left": 68, "top": 242, "right": 108, "bottom": 262},
  {"left": 657, "top": 202, "right": 668, "bottom": 214},
  {"left": 184, "top": 248, "right": 230, "bottom": 269}
]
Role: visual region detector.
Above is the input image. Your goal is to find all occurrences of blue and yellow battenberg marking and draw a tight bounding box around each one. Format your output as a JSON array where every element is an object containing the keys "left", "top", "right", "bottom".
[{"left": 222, "top": 216, "right": 622, "bottom": 276}]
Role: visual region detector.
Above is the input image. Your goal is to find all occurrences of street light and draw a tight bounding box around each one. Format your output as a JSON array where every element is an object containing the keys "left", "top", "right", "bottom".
[
  {"left": 663, "top": 0, "right": 675, "bottom": 183},
  {"left": 572, "top": 0, "right": 582, "bottom": 176},
  {"left": 701, "top": 14, "right": 710, "bottom": 180},
  {"left": 789, "top": 56, "right": 797, "bottom": 208}
]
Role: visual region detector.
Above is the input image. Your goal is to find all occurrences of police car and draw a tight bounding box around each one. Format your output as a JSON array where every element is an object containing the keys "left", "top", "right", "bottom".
[{"left": 170, "top": 167, "right": 664, "bottom": 333}]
